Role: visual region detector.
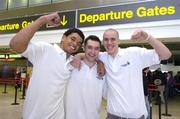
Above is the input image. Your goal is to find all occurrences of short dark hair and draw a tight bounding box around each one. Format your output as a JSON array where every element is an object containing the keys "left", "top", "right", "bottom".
[
  {"left": 63, "top": 28, "right": 85, "bottom": 44},
  {"left": 84, "top": 35, "right": 101, "bottom": 47}
]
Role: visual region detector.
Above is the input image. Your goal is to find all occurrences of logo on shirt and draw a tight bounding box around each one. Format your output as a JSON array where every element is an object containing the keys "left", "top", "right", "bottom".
[
  {"left": 120, "top": 61, "right": 130, "bottom": 67},
  {"left": 96, "top": 75, "right": 104, "bottom": 80}
]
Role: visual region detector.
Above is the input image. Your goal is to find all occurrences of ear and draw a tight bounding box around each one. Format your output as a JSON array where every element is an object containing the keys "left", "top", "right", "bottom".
[
  {"left": 61, "top": 35, "right": 66, "bottom": 42},
  {"left": 82, "top": 44, "right": 85, "bottom": 51},
  {"left": 102, "top": 40, "right": 104, "bottom": 45}
]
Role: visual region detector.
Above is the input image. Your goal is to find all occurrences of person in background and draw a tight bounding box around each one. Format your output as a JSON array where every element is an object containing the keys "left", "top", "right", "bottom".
[
  {"left": 154, "top": 68, "right": 166, "bottom": 103},
  {"left": 174, "top": 71, "right": 180, "bottom": 92},
  {"left": 165, "top": 71, "right": 175, "bottom": 98},
  {"left": 9, "top": 12, "right": 85, "bottom": 119},
  {"left": 66, "top": 35, "right": 106, "bottom": 119}
]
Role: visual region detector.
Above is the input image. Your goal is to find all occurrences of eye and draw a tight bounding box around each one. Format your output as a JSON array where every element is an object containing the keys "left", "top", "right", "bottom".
[
  {"left": 76, "top": 41, "right": 82, "bottom": 46},
  {"left": 95, "top": 47, "right": 100, "bottom": 51},
  {"left": 111, "top": 38, "right": 116, "bottom": 42},
  {"left": 71, "top": 37, "right": 76, "bottom": 41},
  {"left": 103, "top": 38, "right": 108, "bottom": 41},
  {"left": 87, "top": 45, "right": 93, "bottom": 49}
]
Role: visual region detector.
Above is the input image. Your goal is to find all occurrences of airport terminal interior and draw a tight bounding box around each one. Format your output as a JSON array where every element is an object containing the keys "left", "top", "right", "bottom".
[{"left": 0, "top": 0, "right": 180, "bottom": 119}]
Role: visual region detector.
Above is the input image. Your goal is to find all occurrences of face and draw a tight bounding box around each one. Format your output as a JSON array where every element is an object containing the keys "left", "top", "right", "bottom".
[
  {"left": 84, "top": 40, "right": 100, "bottom": 62},
  {"left": 103, "top": 30, "right": 119, "bottom": 57},
  {"left": 61, "top": 33, "right": 83, "bottom": 54}
]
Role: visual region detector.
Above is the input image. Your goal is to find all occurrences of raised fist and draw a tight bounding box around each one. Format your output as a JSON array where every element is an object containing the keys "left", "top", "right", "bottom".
[
  {"left": 131, "top": 30, "right": 149, "bottom": 42},
  {"left": 43, "top": 12, "right": 60, "bottom": 27}
]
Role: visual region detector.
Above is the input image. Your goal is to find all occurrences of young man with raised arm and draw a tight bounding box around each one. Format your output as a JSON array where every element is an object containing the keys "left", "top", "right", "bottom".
[{"left": 9, "top": 12, "right": 85, "bottom": 119}]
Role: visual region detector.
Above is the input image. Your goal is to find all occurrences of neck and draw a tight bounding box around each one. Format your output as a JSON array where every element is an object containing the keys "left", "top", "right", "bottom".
[
  {"left": 59, "top": 42, "right": 63, "bottom": 50},
  {"left": 83, "top": 58, "right": 96, "bottom": 68},
  {"left": 110, "top": 48, "right": 119, "bottom": 58},
  {"left": 59, "top": 43, "right": 70, "bottom": 59}
]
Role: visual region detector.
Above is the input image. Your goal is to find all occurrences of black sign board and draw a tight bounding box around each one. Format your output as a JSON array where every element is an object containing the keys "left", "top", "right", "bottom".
[
  {"left": 0, "top": 11, "right": 76, "bottom": 34},
  {"left": 77, "top": 0, "right": 180, "bottom": 27}
]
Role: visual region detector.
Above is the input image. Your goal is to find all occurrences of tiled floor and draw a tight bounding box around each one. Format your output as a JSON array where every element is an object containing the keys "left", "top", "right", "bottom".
[
  {"left": 0, "top": 84, "right": 180, "bottom": 119},
  {"left": 0, "top": 84, "right": 23, "bottom": 119}
]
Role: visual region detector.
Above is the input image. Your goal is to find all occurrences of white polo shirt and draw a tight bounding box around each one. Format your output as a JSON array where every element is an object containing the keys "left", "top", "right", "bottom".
[
  {"left": 65, "top": 62, "right": 105, "bottom": 119},
  {"left": 99, "top": 47, "right": 160, "bottom": 118},
  {"left": 21, "top": 41, "right": 72, "bottom": 119}
]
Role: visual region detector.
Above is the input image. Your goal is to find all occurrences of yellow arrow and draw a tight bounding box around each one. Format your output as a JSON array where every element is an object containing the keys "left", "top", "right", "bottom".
[{"left": 60, "top": 15, "right": 67, "bottom": 26}]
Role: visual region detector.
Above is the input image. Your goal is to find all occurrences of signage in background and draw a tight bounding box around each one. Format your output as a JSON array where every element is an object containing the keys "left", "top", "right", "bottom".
[
  {"left": 77, "top": 0, "right": 180, "bottom": 27},
  {"left": 0, "top": 11, "right": 76, "bottom": 34}
]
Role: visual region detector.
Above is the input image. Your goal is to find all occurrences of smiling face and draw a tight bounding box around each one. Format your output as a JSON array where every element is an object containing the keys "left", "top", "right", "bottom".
[
  {"left": 60, "top": 33, "right": 83, "bottom": 54},
  {"left": 103, "top": 29, "right": 119, "bottom": 57},
  {"left": 84, "top": 39, "right": 100, "bottom": 63}
]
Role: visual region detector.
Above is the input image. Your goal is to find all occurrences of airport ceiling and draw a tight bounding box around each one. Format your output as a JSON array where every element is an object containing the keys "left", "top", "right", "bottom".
[{"left": 0, "top": 37, "right": 180, "bottom": 65}]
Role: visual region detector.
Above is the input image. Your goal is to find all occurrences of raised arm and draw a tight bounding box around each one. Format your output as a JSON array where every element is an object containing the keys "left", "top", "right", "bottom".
[
  {"left": 131, "top": 30, "right": 172, "bottom": 60},
  {"left": 9, "top": 12, "right": 60, "bottom": 53}
]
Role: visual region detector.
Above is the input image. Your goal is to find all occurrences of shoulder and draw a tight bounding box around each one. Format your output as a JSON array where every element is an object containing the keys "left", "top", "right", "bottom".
[
  {"left": 34, "top": 41, "right": 52, "bottom": 47},
  {"left": 125, "top": 47, "right": 146, "bottom": 52},
  {"left": 124, "top": 47, "right": 149, "bottom": 56},
  {"left": 28, "top": 41, "right": 53, "bottom": 55},
  {"left": 29, "top": 41, "right": 52, "bottom": 48},
  {"left": 98, "top": 52, "right": 107, "bottom": 59}
]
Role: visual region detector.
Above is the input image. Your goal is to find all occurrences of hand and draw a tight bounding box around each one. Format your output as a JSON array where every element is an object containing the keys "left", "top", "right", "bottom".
[
  {"left": 43, "top": 12, "right": 60, "bottom": 27},
  {"left": 97, "top": 60, "right": 106, "bottom": 77},
  {"left": 131, "top": 30, "right": 149, "bottom": 42},
  {"left": 70, "top": 54, "right": 83, "bottom": 70}
]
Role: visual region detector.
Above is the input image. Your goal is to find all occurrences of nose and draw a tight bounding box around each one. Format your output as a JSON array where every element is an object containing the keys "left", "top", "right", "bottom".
[
  {"left": 73, "top": 41, "right": 78, "bottom": 46},
  {"left": 89, "top": 48, "right": 94, "bottom": 54},
  {"left": 106, "top": 39, "right": 112, "bottom": 44}
]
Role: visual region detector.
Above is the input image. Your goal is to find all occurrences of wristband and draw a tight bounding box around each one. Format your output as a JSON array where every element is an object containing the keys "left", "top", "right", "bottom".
[{"left": 145, "top": 34, "right": 150, "bottom": 41}]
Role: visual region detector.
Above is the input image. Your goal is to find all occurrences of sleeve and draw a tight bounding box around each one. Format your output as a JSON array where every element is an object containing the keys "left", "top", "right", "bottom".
[
  {"left": 21, "top": 41, "right": 46, "bottom": 65},
  {"left": 65, "top": 60, "right": 74, "bottom": 72},
  {"left": 98, "top": 52, "right": 106, "bottom": 62},
  {"left": 139, "top": 48, "right": 160, "bottom": 68},
  {"left": 102, "top": 78, "right": 108, "bottom": 100}
]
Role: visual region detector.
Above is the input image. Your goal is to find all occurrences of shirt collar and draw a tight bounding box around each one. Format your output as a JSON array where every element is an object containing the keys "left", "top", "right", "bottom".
[
  {"left": 109, "top": 48, "right": 124, "bottom": 58},
  {"left": 116, "top": 48, "right": 124, "bottom": 57},
  {"left": 53, "top": 43, "right": 73, "bottom": 61}
]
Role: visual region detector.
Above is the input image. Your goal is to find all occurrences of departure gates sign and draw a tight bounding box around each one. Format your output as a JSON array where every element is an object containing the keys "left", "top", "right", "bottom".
[
  {"left": 77, "top": 0, "right": 180, "bottom": 27},
  {"left": 0, "top": 0, "right": 180, "bottom": 34},
  {"left": 0, "top": 11, "right": 75, "bottom": 34}
]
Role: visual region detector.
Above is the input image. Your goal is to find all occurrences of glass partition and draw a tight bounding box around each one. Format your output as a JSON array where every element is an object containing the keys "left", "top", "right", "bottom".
[
  {"left": 0, "top": 0, "right": 7, "bottom": 11},
  {"left": 52, "top": 0, "right": 71, "bottom": 3},
  {"left": 29, "top": 0, "right": 51, "bottom": 6},
  {"left": 8, "top": 0, "right": 28, "bottom": 9}
]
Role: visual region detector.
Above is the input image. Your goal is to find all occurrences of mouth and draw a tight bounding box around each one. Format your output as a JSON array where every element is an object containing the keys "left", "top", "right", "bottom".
[
  {"left": 89, "top": 54, "right": 96, "bottom": 57},
  {"left": 70, "top": 46, "right": 76, "bottom": 50},
  {"left": 106, "top": 46, "right": 114, "bottom": 50},
  {"left": 87, "top": 53, "right": 96, "bottom": 58}
]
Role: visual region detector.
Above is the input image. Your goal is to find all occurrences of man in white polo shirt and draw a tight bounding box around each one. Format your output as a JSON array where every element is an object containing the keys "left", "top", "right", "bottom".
[
  {"left": 99, "top": 29, "right": 172, "bottom": 119},
  {"left": 66, "top": 35, "right": 105, "bottom": 119},
  {"left": 9, "top": 13, "right": 84, "bottom": 119}
]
